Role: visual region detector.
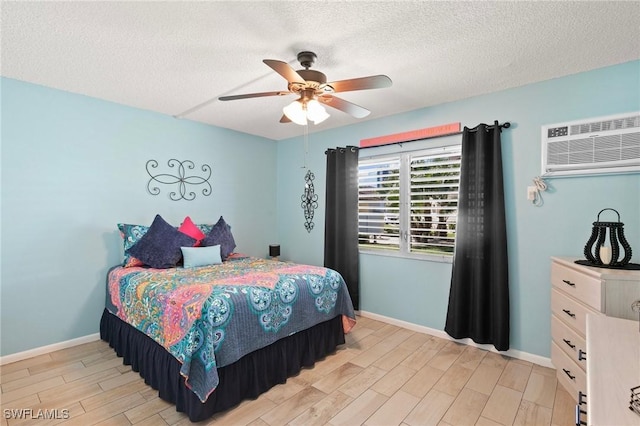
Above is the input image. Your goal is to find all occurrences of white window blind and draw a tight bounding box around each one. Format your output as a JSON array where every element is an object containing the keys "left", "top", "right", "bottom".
[
  {"left": 357, "top": 156, "right": 401, "bottom": 251},
  {"left": 358, "top": 145, "right": 461, "bottom": 259},
  {"left": 408, "top": 148, "right": 460, "bottom": 255}
]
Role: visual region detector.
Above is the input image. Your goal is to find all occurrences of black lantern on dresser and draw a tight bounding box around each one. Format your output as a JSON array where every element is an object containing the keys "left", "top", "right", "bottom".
[{"left": 580, "top": 208, "right": 634, "bottom": 268}]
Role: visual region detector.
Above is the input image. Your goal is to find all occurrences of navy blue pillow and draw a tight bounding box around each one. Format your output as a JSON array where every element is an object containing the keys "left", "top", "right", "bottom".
[
  {"left": 202, "top": 216, "right": 236, "bottom": 260},
  {"left": 127, "top": 215, "right": 196, "bottom": 268}
]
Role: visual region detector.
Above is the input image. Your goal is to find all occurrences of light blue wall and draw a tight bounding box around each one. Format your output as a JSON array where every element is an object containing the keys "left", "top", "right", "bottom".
[
  {"left": 276, "top": 60, "right": 640, "bottom": 357},
  {"left": 2, "top": 61, "right": 638, "bottom": 359},
  {"left": 1, "top": 78, "right": 277, "bottom": 356}
]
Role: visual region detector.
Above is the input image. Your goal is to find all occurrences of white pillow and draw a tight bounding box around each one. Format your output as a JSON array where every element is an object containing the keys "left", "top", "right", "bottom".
[{"left": 181, "top": 245, "right": 222, "bottom": 268}]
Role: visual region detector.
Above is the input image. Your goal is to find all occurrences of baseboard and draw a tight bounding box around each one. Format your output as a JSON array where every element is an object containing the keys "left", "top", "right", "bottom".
[
  {"left": 0, "top": 333, "right": 101, "bottom": 366},
  {"left": 1, "top": 315, "right": 553, "bottom": 369},
  {"left": 359, "top": 310, "right": 554, "bottom": 369}
]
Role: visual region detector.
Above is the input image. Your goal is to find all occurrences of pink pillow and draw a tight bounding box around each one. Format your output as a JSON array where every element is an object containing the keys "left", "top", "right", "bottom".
[
  {"left": 124, "top": 256, "right": 144, "bottom": 268},
  {"left": 178, "top": 216, "right": 206, "bottom": 246}
]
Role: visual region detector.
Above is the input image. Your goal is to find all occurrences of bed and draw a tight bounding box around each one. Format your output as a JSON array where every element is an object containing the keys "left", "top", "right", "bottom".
[{"left": 100, "top": 254, "right": 356, "bottom": 422}]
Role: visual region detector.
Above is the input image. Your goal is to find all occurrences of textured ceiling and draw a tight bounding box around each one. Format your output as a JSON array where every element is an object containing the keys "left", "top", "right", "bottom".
[{"left": 2, "top": 1, "right": 639, "bottom": 140}]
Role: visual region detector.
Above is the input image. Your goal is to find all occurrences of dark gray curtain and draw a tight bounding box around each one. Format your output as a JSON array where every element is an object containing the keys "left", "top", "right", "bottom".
[
  {"left": 445, "top": 121, "right": 509, "bottom": 351},
  {"left": 324, "top": 146, "right": 360, "bottom": 310}
]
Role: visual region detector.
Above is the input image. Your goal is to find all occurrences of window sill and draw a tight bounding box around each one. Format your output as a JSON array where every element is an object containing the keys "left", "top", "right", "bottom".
[{"left": 359, "top": 249, "right": 453, "bottom": 264}]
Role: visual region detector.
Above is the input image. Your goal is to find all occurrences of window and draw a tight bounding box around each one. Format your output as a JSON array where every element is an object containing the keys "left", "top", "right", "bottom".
[{"left": 358, "top": 145, "right": 461, "bottom": 259}]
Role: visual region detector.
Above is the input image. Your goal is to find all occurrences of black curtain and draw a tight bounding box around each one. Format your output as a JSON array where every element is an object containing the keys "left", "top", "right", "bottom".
[
  {"left": 324, "top": 146, "right": 360, "bottom": 310},
  {"left": 445, "top": 121, "right": 509, "bottom": 351}
]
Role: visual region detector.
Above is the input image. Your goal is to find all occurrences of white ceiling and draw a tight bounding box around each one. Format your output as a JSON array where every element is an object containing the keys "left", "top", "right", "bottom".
[{"left": 2, "top": 1, "right": 639, "bottom": 141}]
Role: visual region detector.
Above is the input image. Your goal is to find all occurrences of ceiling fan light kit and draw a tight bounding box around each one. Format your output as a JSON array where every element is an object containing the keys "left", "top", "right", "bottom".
[
  {"left": 219, "top": 51, "right": 392, "bottom": 126},
  {"left": 282, "top": 101, "right": 307, "bottom": 125},
  {"left": 305, "top": 99, "right": 330, "bottom": 124},
  {"left": 283, "top": 98, "right": 330, "bottom": 125}
]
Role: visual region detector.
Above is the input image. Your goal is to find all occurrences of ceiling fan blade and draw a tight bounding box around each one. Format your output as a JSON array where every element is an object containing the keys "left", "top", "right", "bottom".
[
  {"left": 279, "top": 114, "right": 291, "bottom": 123},
  {"left": 218, "top": 91, "right": 290, "bottom": 101},
  {"left": 318, "top": 95, "right": 371, "bottom": 118},
  {"left": 263, "top": 59, "right": 306, "bottom": 84},
  {"left": 326, "top": 75, "right": 392, "bottom": 93}
]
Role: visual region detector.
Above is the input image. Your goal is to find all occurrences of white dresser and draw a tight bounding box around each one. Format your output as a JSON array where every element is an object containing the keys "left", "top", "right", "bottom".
[{"left": 550, "top": 256, "right": 640, "bottom": 418}]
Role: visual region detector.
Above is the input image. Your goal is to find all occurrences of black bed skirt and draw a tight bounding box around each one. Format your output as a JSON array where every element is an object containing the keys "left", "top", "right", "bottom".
[{"left": 100, "top": 309, "right": 345, "bottom": 422}]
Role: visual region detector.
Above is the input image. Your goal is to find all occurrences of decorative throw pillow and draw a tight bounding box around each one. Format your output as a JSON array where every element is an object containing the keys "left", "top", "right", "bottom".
[
  {"left": 196, "top": 224, "right": 214, "bottom": 235},
  {"left": 117, "top": 223, "right": 149, "bottom": 267},
  {"left": 202, "top": 216, "right": 236, "bottom": 260},
  {"left": 127, "top": 215, "right": 196, "bottom": 269},
  {"left": 178, "top": 216, "right": 206, "bottom": 246},
  {"left": 181, "top": 245, "right": 222, "bottom": 268}
]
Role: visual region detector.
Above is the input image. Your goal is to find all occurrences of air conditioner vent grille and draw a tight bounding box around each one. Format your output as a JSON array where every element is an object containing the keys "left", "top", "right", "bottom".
[
  {"left": 623, "top": 132, "right": 640, "bottom": 147},
  {"left": 542, "top": 111, "right": 640, "bottom": 177},
  {"left": 569, "top": 114, "right": 640, "bottom": 136},
  {"left": 546, "top": 133, "right": 640, "bottom": 166}
]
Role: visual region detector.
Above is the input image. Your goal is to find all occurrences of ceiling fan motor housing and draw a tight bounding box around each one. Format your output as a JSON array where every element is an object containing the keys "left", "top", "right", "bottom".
[
  {"left": 295, "top": 51, "right": 327, "bottom": 89},
  {"left": 297, "top": 51, "right": 317, "bottom": 68},
  {"left": 297, "top": 69, "right": 327, "bottom": 85}
]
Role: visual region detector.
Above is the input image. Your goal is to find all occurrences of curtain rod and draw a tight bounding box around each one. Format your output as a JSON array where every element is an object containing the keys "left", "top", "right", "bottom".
[
  {"left": 324, "top": 146, "right": 358, "bottom": 154},
  {"left": 466, "top": 121, "right": 511, "bottom": 132},
  {"left": 359, "top": 121, "right": 511, "bottom": 150}
]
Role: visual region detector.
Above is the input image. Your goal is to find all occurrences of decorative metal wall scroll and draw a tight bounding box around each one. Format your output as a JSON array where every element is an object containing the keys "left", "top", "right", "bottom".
[
  {"left": 301, "top": 170, "right": 318, "bottom": 232},
  {"left": 146, "top": 159, "right": 212, "bottom": 201}
]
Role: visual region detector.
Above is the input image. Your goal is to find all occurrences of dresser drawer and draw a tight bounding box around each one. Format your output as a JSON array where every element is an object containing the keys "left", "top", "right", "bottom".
[
  {"left": 551, "top": 314, "right": 587, "bottom": 371},
  {"left": 551, "top": 341, "right": 586, "bottom": 402},
  {"left": 551, "top": 261, "right": 602, "bottom": 311},
  {"left": 551, "top": 288, "right": 601, "bottom": 336}
]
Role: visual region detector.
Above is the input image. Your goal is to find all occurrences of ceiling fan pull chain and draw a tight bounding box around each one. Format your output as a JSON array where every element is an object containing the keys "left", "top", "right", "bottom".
[{"left": 302, "top": 123, "right": 309, "bottom": 169}]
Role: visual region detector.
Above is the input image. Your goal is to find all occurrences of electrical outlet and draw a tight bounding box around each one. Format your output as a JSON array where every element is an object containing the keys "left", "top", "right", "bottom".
[{"left": 527, "top": 186, "right": 537, "bottom": 201}]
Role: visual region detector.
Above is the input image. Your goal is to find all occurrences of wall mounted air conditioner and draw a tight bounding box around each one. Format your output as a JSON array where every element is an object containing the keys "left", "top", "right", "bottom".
[{"left": 541, "top": 111, "right": 640, "bottom": 177}]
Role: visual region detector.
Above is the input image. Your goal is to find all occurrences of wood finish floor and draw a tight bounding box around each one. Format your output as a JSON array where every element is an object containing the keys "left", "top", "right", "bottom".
[{"left": 0, "top": 316, "right": 575, "bottom": 426}]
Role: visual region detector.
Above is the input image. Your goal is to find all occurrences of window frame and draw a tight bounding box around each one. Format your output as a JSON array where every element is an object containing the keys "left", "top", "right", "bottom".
[{"left": 358, "top": 142, "right": 462, "bottom": 263}]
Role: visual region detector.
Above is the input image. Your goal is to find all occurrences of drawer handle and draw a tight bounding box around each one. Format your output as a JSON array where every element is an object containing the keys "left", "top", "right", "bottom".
[
  {"left": 562, "top": 309, "right": 576, "bottom": 318},
  {"left": 563, "top": 338, "right": 576, "bottom": 349},
  {"left": 563, "top": 368, "right": 576, "bottom": 380},
  {"left": 563, "top": 279, "right": 576, "bottom": 287},
  {"left": 578, "top": 349, "right": 586, "bottom": 361},
  {"left": 578, "top": 391, "right": 587, "bottom": 406},
  {"left": 575, "top": 405, "right": 587, "bottom": 425}
]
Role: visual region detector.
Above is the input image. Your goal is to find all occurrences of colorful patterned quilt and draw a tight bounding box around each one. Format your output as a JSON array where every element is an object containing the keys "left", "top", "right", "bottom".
[{"left": 106, "top": 257, "right": 356, "bottom": 402}]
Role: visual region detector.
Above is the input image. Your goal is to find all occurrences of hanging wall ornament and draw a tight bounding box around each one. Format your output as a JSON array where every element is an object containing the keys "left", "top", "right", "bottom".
[
  {"left": 146, "top": 159, "right": 212, "bottom": 201},
  {"left": 301, "top": 169, "right": 318, "bottom": 232}
]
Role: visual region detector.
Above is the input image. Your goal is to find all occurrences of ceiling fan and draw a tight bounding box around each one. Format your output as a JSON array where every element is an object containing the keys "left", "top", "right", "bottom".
[{"left": 218, "top": 51, "right": 392, "bottom": 125}]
